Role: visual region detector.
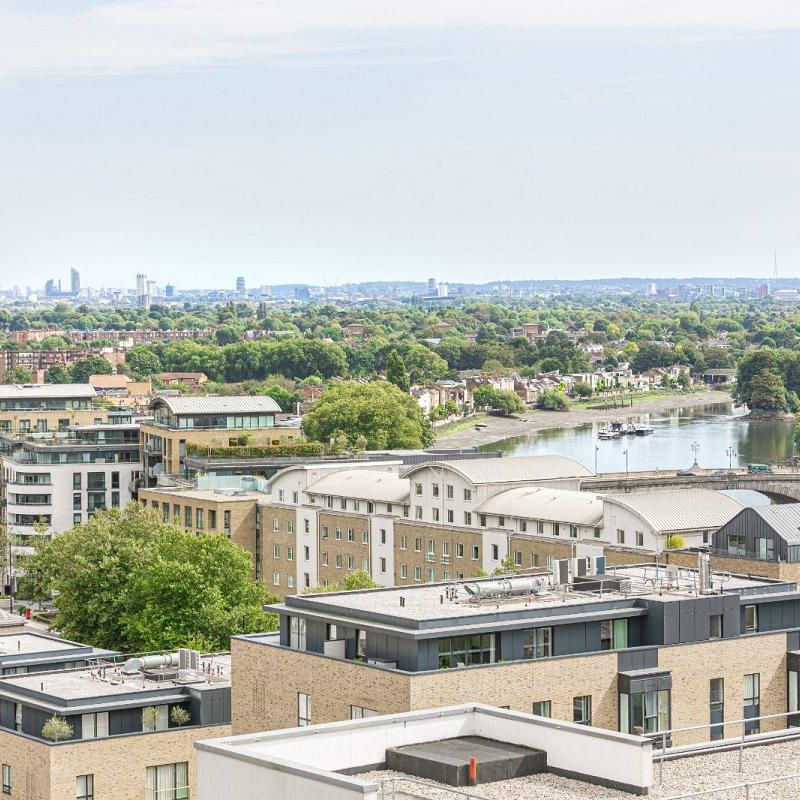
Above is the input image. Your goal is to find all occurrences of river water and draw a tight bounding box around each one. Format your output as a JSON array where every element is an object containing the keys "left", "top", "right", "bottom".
[{"left": 485, "top": 403, "right": 796, "bottom": 503}]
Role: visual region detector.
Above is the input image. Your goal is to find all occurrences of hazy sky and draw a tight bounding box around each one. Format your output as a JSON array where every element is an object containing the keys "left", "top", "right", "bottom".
[{"left": 1, "top": 1, "right": 799, "bottom": 289}]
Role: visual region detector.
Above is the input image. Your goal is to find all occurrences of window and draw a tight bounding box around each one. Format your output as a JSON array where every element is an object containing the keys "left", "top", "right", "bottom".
[
  {"left": 287, "top": 520, "right": 294, "bottom": 534},
  {"left": 293, "top": 491, "right": 299, "bottom": 504},
  {"left": 464, "top": 512, "right": 472, "bottom": 526},
  {"left": 519, "top": 520, "right": 527, "bottom": 532},
  {"left": 327, "top": 623, "right": 338, "bottom": 640},
  {"left": 348, "top": 555, "right": 355, "bottom": 569},
  {"left": 727, "top": 533, "right": 746, "bottom": 557},
  {"left": 346, "top": 528, "right": 354, "bottom": 542},
  {"left": 437, "top": 634, "right": 496, "bottom": 668},
  {"left": 553, "top": 523, "right": 560, "bottom": 537},
  {"left": 340, "top": 498, "right": 347, "bottom": 510},
  {"left": 491, "top": 544, "right": 499, "bottom": 561},
  {"left": 173, "top": 504, "right": 180, "bottom": 521},
  {"left": 287, "top": 574, "right": 294, "bottom": 589},
  {"left": 321, "top": 552, "right": 328, "bottom": 566},
  {"left": 415, "top": 483, "right": 423, "bottom": 495},
  {"left": 196, "top": 508, "right": 204, "bottom": 529},
  {"left": 523, "top": 627, "right": 552, "bottom": 659},
  {"left": 427, "top": 540, "right": 435, "bottom": 561},
  {"left": 184, "top": 506, "right": 192, "bottom": 528},
  {"left": 386, "top": 503, "right": 393, "bottom": 513},
  {"left": 380, "top": 557, "right": 387, "bottom": 573},
  {"left": 432, "top": 483, "right": 439, "bottom": 498},
  {"left": 531, "top": 554, "right": 539, "bottom": 567},
  {"left": 441, "top": 541, "right": 450, "bottom": 562},
  {"left": 744, "top": 605, "right": 758, "bottom": 633},
  {"left": 273, "top": 544, "right": 280, "bottom": 559},
  {"left": 145, "top": 762, "right": 189, "bottom": 800},
  {"left": 278, "top": 489, "right": 285, "bottom": 503},
  {"left": 73, "top": 473, "right": 82, "bottom": 490},
  {"left": 414, "top": 537, "right": 422, "bottom": 552},
  {"left": 636, "top": 531, "right": 644, "bottom": 547},
  {"left": 456, "top": 543, "right": 464, "bottom": 558},
  {"left": 415, "top": 506, "right": 423, "bottom": 520},
  {"left": 432, "top": 507, "right": 440, "bottom": 522},
  {"left": 287, "top": 546, "right": 294, "bottom": 561},
  {"left": 446, "top": 484, "right": 454, "bottom": 499},
  {"left": 357, "top": 629, "right": 367, "bottom": 658},
  {"left": 532, "top": 700, "right": 551, "bottom": 718},
  {"left": 463, "top": 488, "right": 472, "bottom": 501},
  {"left": 710, "top": 614, "right": 723, "bottom": 639},
  {"left": 142, "top": 705, "right": 169, "bottom": 732},
  {"left": 498, "top": 515, "right": 505, "bottom": 527},
  {"left": 479, "top": 514, "right": 487, "bottom": 527},
  {"left": 594, "top": 527, "right": 601, "bottom": 539},
  {"left": 757, "top": 537, "right": 775, "bottom": 561},
  {"left": 570, "top": 525, "right": 578, "bottom": 539},
  {"left": 427, "top": 567, "right": 436, "bottom": 582},
  {"left": 351, "top": 706, "right": 379, "bottom": 719},
  {"left": 702, "top": 530, "right": 710, "bottom": 545},
  {"left": 367, "top": 502, "right": 374, "bottom": 514},
  {"left": 573, "top": 695, "right": 592, "bottom": 726},
  {"left": 335, "top": 527, "right": 342, "bottom": 540},
  {"left": 73, "top": 513, "right": 82, "bottom": 525},
  {"left": 162, "top": 504, "right": 169, "bottom": 523},
  {"left": 81, "top": 711, "right": 109, "bottom": 738},
  {"left": 537, "top": 521, "right": 544, "bottom": 535},
  {"left": 335, "top": 554, "right": 343, "bottom": 568},
  {"left": 111, "top": 471, "right": 120, "bottom": 489},
  {"left": 362, "top": 530, "right": 368, "bottom": 545},
  {"left": 400, "top": 535, "right": 407, "bottom": 550},
  {"left": 710, "top": 678, "right": 724, "bottom": 741},
  {"left": 289, "top": 616, "right": 307, "bottom": 650},
  {"left": 304, "top": 546, "right": 310, "bottom": 560},
  {"left": 623, "top": 690, "right": 670, "bottom": 735},
  {"left": 617, "top": 529, "right": 625, "bottom": 545},
  {"left": 400, "top": 563, "right": 408, "bottom": 578},
  {"left": 76, "top": 774, "right": 94, "bottom": 800},
  {"left": 2, "top": 765, "right": 9, "bottom": 795},
  {"left": 744, "top": 673, "right": 760, "bottom": 734},
  {"left": 354, "top": 500, "right": 360, "bottom": 512},
  {"left": 380, "top": 529, "right": 386, "bottom": 544},
  {"left": 322, "top": 526, "right": 329, "bottom": 539},
  {"left": 514, "top": 551, "right": 522, "bottom": 567},
  {"left": 471, "top": 545, "right": 479, "bottom": 560},
  {"left": 414, "top": 566, "right": 422, "bottom": 581},
  {"left": 600, "top": 619, "right": 629, "bottom": 650}
]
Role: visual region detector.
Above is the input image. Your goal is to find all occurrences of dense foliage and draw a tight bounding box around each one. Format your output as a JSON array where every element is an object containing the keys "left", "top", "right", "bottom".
[
  {"left": 26, "top": 505, "right": 277, "bottom": 652},
  {"left": 302, "top": 381, "right": 434, "bottom": 449}
]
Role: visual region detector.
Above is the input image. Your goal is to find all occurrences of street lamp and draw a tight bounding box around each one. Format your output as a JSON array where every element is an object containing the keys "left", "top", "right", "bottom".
[
  {"left": 623, "top": 448, "right": 629, "bottom": 477},
  {"left": 725, "top": 446, "right": 737, "bottom": 470},
  {"left": 691, "top": 441, "right": 700, "bottom": 468},
  {"left": 594, "top": 445, "right": 599, "bottom": 475}
]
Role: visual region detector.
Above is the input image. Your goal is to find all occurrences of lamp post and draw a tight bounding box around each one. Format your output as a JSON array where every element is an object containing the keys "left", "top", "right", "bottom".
[
  {"left": 691, "top": 441, "right": 700, "bottom": 468},
  {"left": 623, "top": 448, "right": 629, "bottom": 477},
  {"left": 594, "top": 445, "right": 599, "bottom": 475},
  {"left": 726, "top": 446, "right": 737, "bottom": 470}
]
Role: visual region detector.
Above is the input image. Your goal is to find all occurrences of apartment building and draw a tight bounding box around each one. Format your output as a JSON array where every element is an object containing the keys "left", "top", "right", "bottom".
[
  {"left": 0, "top": 384, "right": 108, "bottom": 435},
  {"left": 0, "top": 632, "right": 113, "bottom": 675},
  {"left": 140, "top": 396, "right": 299, "bottom": 485},
  {"left": 232, "top": 561, "right": 800, "bottom": 753},
  {"left": 0, "top": 647, "right": 231, "bottom": 800},
  {"left": 0, "top": 424, "right": 142, "bottom": 563}
]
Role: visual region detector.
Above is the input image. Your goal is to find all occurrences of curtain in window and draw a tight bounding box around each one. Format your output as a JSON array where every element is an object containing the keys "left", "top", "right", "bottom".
[{"left": 175, "top": 762, "right": 189, "bottom": 799}]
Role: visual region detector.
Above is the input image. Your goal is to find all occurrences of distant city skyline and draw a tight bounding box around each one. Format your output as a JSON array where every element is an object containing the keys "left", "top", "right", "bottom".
[{"left": 1, "top": 2, "right": 798, "bottom": 286}]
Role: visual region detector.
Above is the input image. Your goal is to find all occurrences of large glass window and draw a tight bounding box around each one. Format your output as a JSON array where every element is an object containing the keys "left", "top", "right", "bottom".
[
  {"left": 744, "top": 673, "right": 760, "bottom": 734},
  {"left": 727, "top": 534, "right": 746, "bottom": 556},
  {"left": 532, "top": 700, "right": 551, "bottom": 717},
  {"left": 744, "top": 605, "right": 758, "bottom": 633},
  {"left": 600, "top": 619, "right": 629, "bottom": 650},
  {"left": 710, "top": 678, "right": 724, "bottom": 741},
  {"left": 757, "top": 538, "right": 775, "bottom": 560},
  {"left": 623, "top": 690, "right": 670, "bottom": 735},
  {"left": 573, "top": 695, "right": 592, "bottom": 725},
  {"left": 81, "top": 711, "right": 109, "bottom": 739},
  {"left": 437, "top": 634, "right": 496, "bottom": 669},
  {"left": 76, "top": 774, "right": 94, "bottom": 800},
  {"left": 289, "top": 616, "right": 307, "bottom": 650},
  {"left": 142, "top": 705, "right": 169, "bottom": 732},
  {"left": 145, "top": 762, "right": 188, "bottom": 800},
  {"left": 523, "top": 627, "right": 552, "bottom": 659}
]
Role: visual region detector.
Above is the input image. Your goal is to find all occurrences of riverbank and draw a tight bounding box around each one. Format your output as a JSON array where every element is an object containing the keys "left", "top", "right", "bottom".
[{"left": 435, "top": 389, "right": 732, "bottom": 449}]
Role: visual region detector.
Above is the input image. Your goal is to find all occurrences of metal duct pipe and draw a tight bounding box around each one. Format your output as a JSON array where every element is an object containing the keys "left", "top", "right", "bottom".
[{"left": 122, "top": 653, "right": 179, "bottom": 674}]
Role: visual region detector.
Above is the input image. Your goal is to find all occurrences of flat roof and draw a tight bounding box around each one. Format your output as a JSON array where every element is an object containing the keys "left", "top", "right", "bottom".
[
  {"left": 0, "top": 383, "right": 96, "bottom": 399},
  {"left": 0, "top": 633, "right": 85, "bottom": 657},
  {"left": 281, "top": 564, "right": 788, "bottom": 625},
  {"left": 0, "top": 653, "right": 231, "bottom": 701},
  {"left": 141, "top": 487, "right": 259, "bottom": 503}
]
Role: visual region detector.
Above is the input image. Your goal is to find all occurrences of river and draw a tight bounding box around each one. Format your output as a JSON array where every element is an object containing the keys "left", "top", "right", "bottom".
[{"left": 484, "top": 402, "right": 797, "bottom": 506}]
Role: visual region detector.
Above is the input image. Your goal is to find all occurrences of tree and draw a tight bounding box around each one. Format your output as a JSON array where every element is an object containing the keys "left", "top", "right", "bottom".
[
  {"left": 69, "top": 356, "right": 112, "bottom": 383},
  {"left": 170, "top": 706, "right": 191, "bottom": 726},
  {"left": 126, "top": 346, "right": 162, "bottom": 378},
  {"left": 41, "top": 715, "right": 73, "bottom": 742},
  {"left": 472, "top": 386, "right": 525, "bottom": 415},
  {"left": 261, "top": 385, "right": 296, "bottom": 412},
  {"left": 386, "top": 350, "right": 410, "bottom": 393},
  {"left": 536, "top": 388, "right": 571, "bottom": 411},
  {"left": 1, "top": 366, "right": 31, "bottom": 384},
  {"left": 27, "top": 504, "right": 278, "bottom": 652},
  {"left": 748, "top": 369, "right": 788, "bottom": 411},
  {"left": 302, "top": 381, "right": 433, "bottom": 449},
  {"left": 304, "top": 570, "right": 378, "bottom": 593},
  {"left": 573, "top": 382, "right": 593, "bottom": 398},
  {"left": 46, "top": 364, "right": 72, "bottom": 383}
]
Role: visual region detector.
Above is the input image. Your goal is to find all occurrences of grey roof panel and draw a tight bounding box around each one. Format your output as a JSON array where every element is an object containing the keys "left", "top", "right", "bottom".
[
  {"left": 476, "top": 486, "right": 604, "bottom": 526},
  {"left": 0, "top": 384, "right": 96, "bottom": 399},
  {"left": 150, "top": 396, "right": 280, "bottom": 414},
  {"left": 606, "top": 489, "right": 743, "bottom": 532},
  {"left": 404, "top": 455, "right": 593, "bottom": 484},
  {"left": 751, "top": 504, "right": 800, "bottom": 544}
]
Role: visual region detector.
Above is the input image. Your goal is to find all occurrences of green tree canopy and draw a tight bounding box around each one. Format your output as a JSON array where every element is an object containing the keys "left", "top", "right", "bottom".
[
  {"left": 302, "top": 381, "right": 433, "bottom": 449},
  {"left": 472, "top": 386, "right": 526, "bottom": 415},
  {"left": 2, "top": 365, "right": 32, "bottom": 384},
  {"left": 126, "top": 346, "right": 162, "bottom": 378},
  {"left": 69, "top": 355, "right": 112, "bottom": 383},
  {"left": 27, "top": 504, "right": 277, "bottom": 652},
  {"left": 386, "top": 350, "right": 410, "bottom": 393}
]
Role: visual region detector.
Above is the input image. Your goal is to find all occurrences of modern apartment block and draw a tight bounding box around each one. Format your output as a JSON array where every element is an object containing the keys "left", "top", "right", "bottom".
[
  {"left": 0, "top": 385, "right": 110, "bottom": 435},
  {"left": 0, "top": 646, "right": 231, "bottom": 800},
  {"left": 232, "top": 560, "right": 800, "bottom": 753},
  {"left": 140, "top": 396, "right": 300, "bottom": 485},
  {"left": 0, "top": 632, "right": 114, "bottom": 675},
  {"left": 0, "top": 423, "right": 142, "bottom": 565}
]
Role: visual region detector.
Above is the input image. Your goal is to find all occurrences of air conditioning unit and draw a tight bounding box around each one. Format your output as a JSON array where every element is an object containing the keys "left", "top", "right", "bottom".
[{"left": 179, "top": 648, "right": 200, "bottom": 671}]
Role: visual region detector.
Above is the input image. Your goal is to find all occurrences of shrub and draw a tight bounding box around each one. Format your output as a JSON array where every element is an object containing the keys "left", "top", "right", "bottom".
[
  {"left": 170, "top": 706, "right": 191, "bottom": 726},
  {"left": 42, "top": 715, "right": 73, "bottom": 742},
  {"left": 666, "top": 534, "right": 686, "bottom": 549}
]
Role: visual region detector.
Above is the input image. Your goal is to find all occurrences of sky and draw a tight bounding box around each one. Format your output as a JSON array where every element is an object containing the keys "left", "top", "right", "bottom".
[{"left": 1, "top": 1, "right": 799, "bottom": 290}]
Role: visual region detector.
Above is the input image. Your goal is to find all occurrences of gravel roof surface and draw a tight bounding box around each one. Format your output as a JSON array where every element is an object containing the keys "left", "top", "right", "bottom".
[{"left": 359, "top": 739, "right": 800, "bottom": 798}]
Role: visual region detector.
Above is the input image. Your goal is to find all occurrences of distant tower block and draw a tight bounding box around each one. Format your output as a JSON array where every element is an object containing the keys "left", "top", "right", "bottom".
[{"left": 236, "top": 277, "right": 246, "bottom": 294}]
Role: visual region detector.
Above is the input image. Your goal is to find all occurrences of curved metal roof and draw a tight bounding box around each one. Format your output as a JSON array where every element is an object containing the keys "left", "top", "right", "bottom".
[
  {"left": 403, "top": 455, "right": 593, "bottom": 485},
  {"left": 149, "top": 395, "right": 280, "bottom": 414},
  {"left": 305, "top": 469, "right": 410, "bottom": 504},
  {"left": 0, "top": 384, "right": 95, "bottom": 399},
  {"left": 476, "top": 487, "right": 603, "bottom": 526},
  {"left": 606, "top": 489, "right": 743, "bottom": 533}
]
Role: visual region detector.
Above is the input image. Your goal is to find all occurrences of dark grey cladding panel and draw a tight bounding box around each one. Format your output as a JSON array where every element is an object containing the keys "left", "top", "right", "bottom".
[
  {"left": 788, "top": 631, "right": 800, "bottom": 651},
  {"left": 617, "top": 648, "right": 658, "bottom": 672},
  {"left": 788, "top": 651, "right": 800, "bottom": 672},
  {"left": 618, "top": 670, "right": 672, "bottom": 694},
  {"left": 663, "top": 605, "right": 680, "bottom": 645}
]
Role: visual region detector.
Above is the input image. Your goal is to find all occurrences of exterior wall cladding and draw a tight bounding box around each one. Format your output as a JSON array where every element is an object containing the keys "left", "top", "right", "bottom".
[{"left": 232, "top": 579, "right": 800, "bottom": 747}]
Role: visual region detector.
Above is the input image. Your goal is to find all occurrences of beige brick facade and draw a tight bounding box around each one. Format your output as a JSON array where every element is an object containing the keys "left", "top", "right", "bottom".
[
  {"left": 0, "top": 409, "right": 109, "bottom": 435},
  {"left": 0, "top": 723, "right": 230, "bottom": 800},
  {"left": 509, "top": 535, "right": 574, "bottom": 570},
  {"left": 318, "top": 512, "right": 371, "bottom": 586},
  {"left": 259, "top": 503, "right": 299, "bottom": 597},
  {"left": 232, "top": 632, "right": 793, "bottom": 747},
  {"left": 393, "top": 521, "right": 484, "bottom": 584}
]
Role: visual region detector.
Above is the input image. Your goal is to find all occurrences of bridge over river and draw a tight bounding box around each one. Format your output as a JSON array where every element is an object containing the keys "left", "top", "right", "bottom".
[{"left": 582, "top": 467, "right": 800, "bottom": 503}]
